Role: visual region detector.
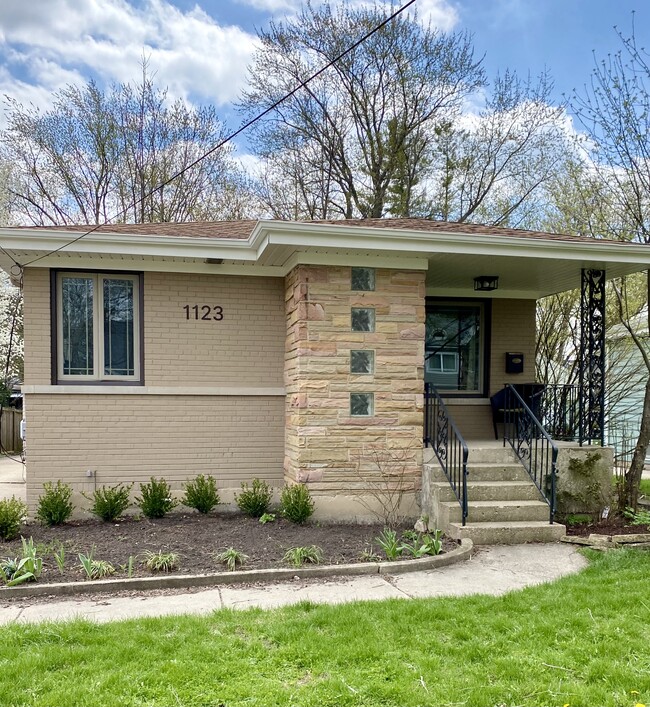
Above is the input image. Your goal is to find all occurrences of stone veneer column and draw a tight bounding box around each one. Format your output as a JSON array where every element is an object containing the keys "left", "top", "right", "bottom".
[{"left": 284, "top": 264, "right": 425, "bottom": 513}]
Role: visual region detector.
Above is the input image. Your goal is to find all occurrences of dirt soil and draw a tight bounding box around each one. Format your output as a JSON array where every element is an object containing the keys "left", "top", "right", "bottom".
[
  {"left": 564, "top": 516, "right": 650, "bottom": 537},
  {"left": 1, "top": 513, "right": 456, "bottom": 584}
]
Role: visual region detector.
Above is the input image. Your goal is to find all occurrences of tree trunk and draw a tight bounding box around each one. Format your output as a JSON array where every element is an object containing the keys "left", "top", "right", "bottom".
[{"left": 624, "top": 374, "right": 650, "bottom": 510}]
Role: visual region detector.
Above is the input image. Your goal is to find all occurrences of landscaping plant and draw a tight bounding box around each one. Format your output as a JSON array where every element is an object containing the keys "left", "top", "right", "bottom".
[
  {"left": 280, "top": 483, "right": 315, "bottom": 524},
  {"left": 283, "top": 545, "right": 322, "bottom": 567},
  {"left": 258, "top": 513, "right": 276, "bottom": 524},
  {"left": 235, "top": 479, "right": 272, "bottom": 518},
  {"left": 144, "top": 550, "right": 179, "bottom": 573},
  {"left": 86, "top": 483, "right": 133, "bottom": 522},
  {"left": 52, "top": 542, "right": 65, "bottom": 575},
  {"left": 375, "top": 527, "right": 402, "bottom": 561},
  {"left": 182, "top": 474, "right": 220, "bottom": 514},
  {"left": 78, "top": 548, "right": 115, "bottom": 579},
  {"left": 216, "top": 547, "right": 248, "bottom": 571},
  {"left": 0, "top": 537, "right": 43, "bottom": 586},
  {"left": 0, "top": 496, "right": 27, "bottom": 541},
  {"left": 36, "top": 480, "right": 74, "bottom": 526},
  {"left": 135, "top": 477, "right": 178, "bottom": 519}
]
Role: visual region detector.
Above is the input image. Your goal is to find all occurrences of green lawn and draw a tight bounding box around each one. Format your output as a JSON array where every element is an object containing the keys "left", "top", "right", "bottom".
[
  {"left": 640, "top": 478, "right": 650, "bottom": 497},
  {"left": 2, "top": 550, "right": 649, "bottom": 707}
]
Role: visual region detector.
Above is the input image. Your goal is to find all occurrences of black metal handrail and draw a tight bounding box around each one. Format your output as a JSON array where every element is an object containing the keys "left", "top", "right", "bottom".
[
  {"left": 424, "top": 383, "right": 469, "bottom": 525},
  {"left": 503, "top": 384, "right": 558, "bottom": 524}
]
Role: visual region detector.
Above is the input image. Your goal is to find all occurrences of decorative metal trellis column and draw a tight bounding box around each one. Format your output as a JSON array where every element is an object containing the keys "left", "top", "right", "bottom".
[{"left": 579, "top": 269, "right": 606, "bottom": 446}]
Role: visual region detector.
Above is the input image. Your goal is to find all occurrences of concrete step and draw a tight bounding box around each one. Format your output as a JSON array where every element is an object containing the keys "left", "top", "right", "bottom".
[
  {"left": 441, "top": 499, "right": 551, "bottom": 524},
  {"left": 466, "top": 445, "right": 519, "bottom": 464},
  {"left": 466, "top": 480, "right": 544, "bottom": 502},
  {"left": 466, "top": 462, "right": 529, "bottom": 482},
  {"left": 446, "top": 520, "right": 566, "bottom": 545}
]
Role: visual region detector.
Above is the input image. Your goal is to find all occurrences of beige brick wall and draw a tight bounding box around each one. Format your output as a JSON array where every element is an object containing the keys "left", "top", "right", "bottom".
[
  {"left": 23, "top": 268, "right": 286, "bottom": 511},
  {"left": 25, "top": 394, "right": 284, "bottom": 511},
  {"left": 285, "top": 265, "right": 425, "bottom": 519},
  {"left": 23, "top": 268, "right": 51, "bottom": 385},
  {"left": 488, "top": 298, "right": 537, "bottom": 396},
  {"left": 145, "top": 272, "right": 285, "bottom": 386}
]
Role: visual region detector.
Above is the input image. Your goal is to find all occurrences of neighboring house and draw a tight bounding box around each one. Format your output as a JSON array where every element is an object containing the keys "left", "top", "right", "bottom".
[
  {"left": 0, "top": 218, "right": 648, "bottom": 539},
  {"left": 606, "top": 310, "right": 650, "bottom": 466}
]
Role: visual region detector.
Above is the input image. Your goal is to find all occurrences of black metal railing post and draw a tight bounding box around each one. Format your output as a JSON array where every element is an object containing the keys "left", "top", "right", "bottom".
[
  {"left": 503, "top": 384, "right": 558, "bottom": 524},
  {"left": 423, "top": 383, "right": 469, "bottom": 525}
]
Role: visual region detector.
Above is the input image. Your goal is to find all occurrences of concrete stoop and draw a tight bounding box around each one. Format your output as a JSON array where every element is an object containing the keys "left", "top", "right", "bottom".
[{"left": 423, "top": 444, "right": 566, "bottom": 546}]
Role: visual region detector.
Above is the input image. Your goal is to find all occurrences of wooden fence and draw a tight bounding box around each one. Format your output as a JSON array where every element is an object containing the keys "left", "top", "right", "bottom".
[{"left": 0, "top": 409, "right": 22, "bottom": 453}]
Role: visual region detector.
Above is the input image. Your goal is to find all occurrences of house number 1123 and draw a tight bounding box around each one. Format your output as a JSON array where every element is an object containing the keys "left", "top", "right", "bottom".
[{"left": 183, "top": 305, "right": 224, "bottom": 321}]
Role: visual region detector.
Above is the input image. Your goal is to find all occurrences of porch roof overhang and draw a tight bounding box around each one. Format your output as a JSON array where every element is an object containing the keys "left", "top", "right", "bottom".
[{"left": 0, "top": 219, "right": 648, "bottom": 299}]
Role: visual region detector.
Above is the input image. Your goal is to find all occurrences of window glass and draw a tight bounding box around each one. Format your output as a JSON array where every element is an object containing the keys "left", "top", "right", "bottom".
[
  {"left": 104, "top": 278, "right": 135, "bottom": 376},
  {"left": 61, "top": 276, "right": 94, "bottom": 376},
  {"left": 425, "top": 303, "right": 483, "bottom": 392},
  {"left": 351, "top": 267, "right": 375, "bottom": 291},
  {"left": 58, "top": 272, "right": 139, "bottom": 382},
  {"left": 350, "top": 392, "right": 374, "bottom": 416},
  {"left": 351, "top": 307, "right": 375, "bottom": 332},
  {"left": 351, "top": 350, "right": 374, "bottom": 374}
]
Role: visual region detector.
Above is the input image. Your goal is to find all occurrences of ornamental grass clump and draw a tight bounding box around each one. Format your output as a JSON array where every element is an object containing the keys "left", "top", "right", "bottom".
[
  {"left": 280, "top": 483, "right": 315, "bottom": 524},
  {"left": 86, "top": 483, "right": 133, "bottom": 522},
  {"left": 36, "top": 481, "right": 74, "bottom": 526},
  {"left": 135, "top": 477, "right": 178, "bottom": 519},
  {"left": 182, "top": 474, "right": 220, "bottom": 514},
  {"left": 235, "top": 479, "right": 272, "bottom": 518},
  {"left": 0, "top": 496, "right": 27, "bottom": 541}
]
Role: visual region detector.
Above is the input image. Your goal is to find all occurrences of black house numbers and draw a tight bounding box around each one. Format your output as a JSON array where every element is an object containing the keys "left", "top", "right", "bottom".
[{"left": 183, "top": 304, "right": 224, "bottom": 321}]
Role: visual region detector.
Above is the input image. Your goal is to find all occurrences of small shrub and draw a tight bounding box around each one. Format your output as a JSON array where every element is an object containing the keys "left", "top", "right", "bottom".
[
  {"left": 144, "top": 550, "right": 179, "bottom": 573},
  {"left": 78, "top": 548, "right": 115, "bottom": 579},
  {"left": 376, "top": 527, "right": 402, "bottom": 561},
  {"left": 86, "top": 483, "right": 133, "bottom": 522},
  {"left": 36, "top": 481, "right": 74, "bottom": 526},
  {"left": 0, "top": 496, "right": 27, "bottom": 541},
  {"left": 216, "top": 547, "right": 248, "bottom": 571},
  {"left": 182, "top": 475, "right": 220, "bottom": 514},
  {"left": 280, "top": 484, "right": 315, "bottom": 524},
  {"left": 235, "top": 479, "right": 272, "bottom": 518},
  {"left": 283, "top": 545, "right": 322, "bottom": 567},
  {"left": 0, "top": 537, "right": 43, "bottom": 586},
  {"left": 135, "top": 477, "right": 178, "bottom": 519},
  {"left": 259, "top": 513, "right": 276, "bottom": 524}
]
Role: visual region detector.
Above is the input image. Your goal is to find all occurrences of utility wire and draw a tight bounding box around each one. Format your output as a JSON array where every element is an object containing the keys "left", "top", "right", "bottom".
[{"left": 15, "top": 0, "right": 419, "bottom": 269}]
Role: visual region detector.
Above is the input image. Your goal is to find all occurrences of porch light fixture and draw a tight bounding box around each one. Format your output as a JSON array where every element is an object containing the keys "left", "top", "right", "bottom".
[{"left": 473, "top": 275, "right": 499, "bottom": 292}]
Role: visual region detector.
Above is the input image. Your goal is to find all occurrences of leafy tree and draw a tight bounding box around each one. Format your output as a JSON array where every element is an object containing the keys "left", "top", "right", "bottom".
[
  {"left": 2, "top": 63, "right": 249, "bottom": 226},
  {"left": 571, "top": 20, "right": 650, "bottom": 510},
  {"left": 240, "top": 1, "right": 485, "bottom": 220}
]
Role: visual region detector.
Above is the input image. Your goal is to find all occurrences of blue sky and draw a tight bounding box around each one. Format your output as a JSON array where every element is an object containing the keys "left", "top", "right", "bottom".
[{"left": 0, "top": 0, "right": 646, "bottom": 150}]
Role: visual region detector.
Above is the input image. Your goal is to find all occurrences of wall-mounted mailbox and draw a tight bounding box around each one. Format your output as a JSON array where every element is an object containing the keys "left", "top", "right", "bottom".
[{"left": 506, "top": 352, "right": 524, "bottom": 374}]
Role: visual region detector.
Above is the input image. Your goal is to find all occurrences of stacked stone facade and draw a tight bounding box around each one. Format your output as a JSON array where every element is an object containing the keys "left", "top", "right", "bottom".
[{"left": 285, "top": 265, "right": 426, "bottom": 518}]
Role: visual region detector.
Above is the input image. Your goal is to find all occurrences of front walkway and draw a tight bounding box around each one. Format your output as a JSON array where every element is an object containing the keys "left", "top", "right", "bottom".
[{"left": 0, "top": 543, "right": 587, "bottom": 624}]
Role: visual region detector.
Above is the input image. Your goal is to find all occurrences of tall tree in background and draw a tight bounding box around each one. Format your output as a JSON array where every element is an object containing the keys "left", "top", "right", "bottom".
[
  {"left": 242, "top": 2, "right": 572, "bottom": 224},
  {"left": 2, "top": 64, "right": 250, "bottom": 226},
  {"left": 241, "top": 1, "right": 485, "bottom": 220},
  {"left": 570, "top": 21, "right": 650, "bottom": 509}
]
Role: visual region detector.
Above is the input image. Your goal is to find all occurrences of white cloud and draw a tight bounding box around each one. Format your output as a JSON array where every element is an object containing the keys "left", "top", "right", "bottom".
[
  {"left": 233, "top": 0, "right": 301, "bottom": 11},
  {"left": 0, "top": 0, "right": 258, "bottom": 111}
]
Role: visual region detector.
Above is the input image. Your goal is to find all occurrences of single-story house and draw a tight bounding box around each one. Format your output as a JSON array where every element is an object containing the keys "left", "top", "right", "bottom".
[{"left": 1, "top": 218, "right": 648, "bottom": 543}]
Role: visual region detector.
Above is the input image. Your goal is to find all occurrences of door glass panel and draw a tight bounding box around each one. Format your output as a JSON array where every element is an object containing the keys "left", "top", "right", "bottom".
[
  {"left": 103, "top": 278, "right": 135, "bottom": 376},
  {"left": 62, "top": 277, "right": 94, "bottom": 376},
  {"left": 425, "top": 304, "right": 482, "bottom": 392}
]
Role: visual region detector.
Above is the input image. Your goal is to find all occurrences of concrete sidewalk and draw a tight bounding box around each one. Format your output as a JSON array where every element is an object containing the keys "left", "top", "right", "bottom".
[{"left": 0, "top": 543, "right": 587, "bottom": 625}]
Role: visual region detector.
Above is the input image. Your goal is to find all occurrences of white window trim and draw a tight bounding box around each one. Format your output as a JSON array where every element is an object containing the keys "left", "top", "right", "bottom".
[{"left": 56, "top": 272, "right": 141, "bottom": 383}]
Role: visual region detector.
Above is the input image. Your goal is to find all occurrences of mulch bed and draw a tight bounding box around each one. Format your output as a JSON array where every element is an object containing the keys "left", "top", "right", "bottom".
[
  {"left": 563, "top": 516, "right": 650, "bottom": 537},
  {"left": 1, "top": 513, "right": 456, "bottom": 584}
]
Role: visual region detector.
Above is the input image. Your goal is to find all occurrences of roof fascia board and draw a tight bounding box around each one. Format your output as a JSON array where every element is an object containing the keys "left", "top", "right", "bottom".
[
  {"left": 281, "top": 251, "right": 429, "bottom": 272},
  {"left": 255, "top": 221, "right": 650, "bottom": 266}
]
